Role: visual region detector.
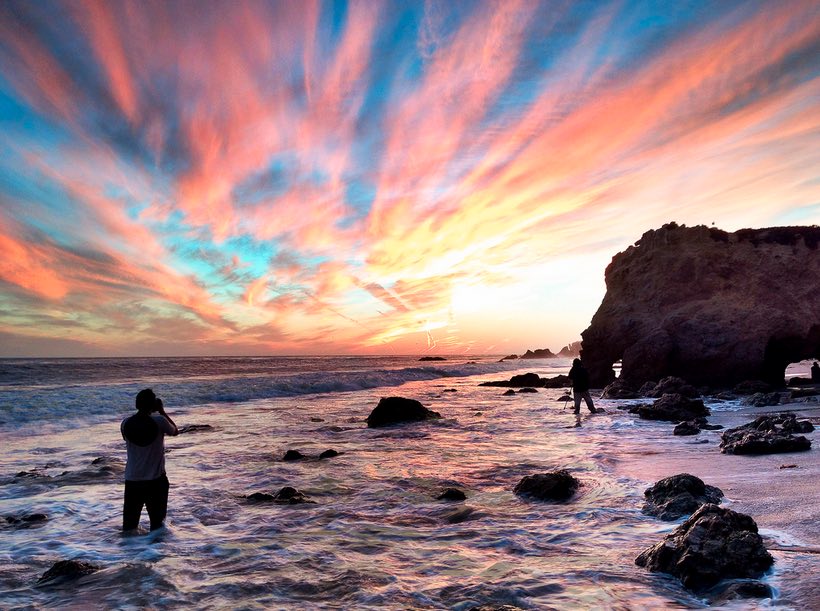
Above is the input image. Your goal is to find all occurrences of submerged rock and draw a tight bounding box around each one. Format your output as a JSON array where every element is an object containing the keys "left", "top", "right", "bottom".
[
  {"left": 247, "top": 487, "right": 314, "bottom": 504},
  {"left": 436, "top": 488, "right": 467, "bottom": 501},
  {"left": 502, "top": 389, "right": 516, "bottom": 396},
  {"left": 635, "top": 504, "right": 774, "bottom": 591},
  {"left": 518, "top": 387, "right": 538, "bottom": 394},
  {"left": 177, "top": 424, "right": 214, "bottom": 434},
  {"left": 513, "top": 470, "right": 579, "bottom": 502},
  {"left": 480, "top": 373, "right": 571, "bottom": 388},
  {"left": 283, "top": 450, "right": 306, "bottom": 461},
  {"left": 366, "top": 397, "right": 442, "bottom": 428},
  {"left": 642, "top": 473, "right": 724, "bottom": 520},
  {"left": 630, "top": 393, "right": 709, "bottom": 422},
  {"left": 5, "top": 513, "right": 48, "bottom": 526},
  {"left": 318, "top": 449, "right": 339, "bottom": 459},
  {"left": 673, "top": 421, "right": 701, "bottom": 436},
  {"left": 38, "top": 559, "right": 101, "bottom": 584},
  {"left": 720, "top": 414, "right": 813, "bottom": 455},
  {"left": 710, "top": 580, "right": 774, "bottom": 603}
]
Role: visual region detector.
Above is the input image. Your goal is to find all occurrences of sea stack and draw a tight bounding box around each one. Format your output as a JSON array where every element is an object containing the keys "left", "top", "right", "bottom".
[{"left": 581, "top": 223, "right": 820, "bottom": 388}]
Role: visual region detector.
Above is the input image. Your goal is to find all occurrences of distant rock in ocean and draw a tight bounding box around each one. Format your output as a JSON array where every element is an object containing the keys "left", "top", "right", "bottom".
[
  {"left": 580, "top": 223, "right": 820, "bottom": 388},
  {"left": 366, "top": 397, "right": 442, "bottom": 428},
  {"left": 480, "top": 373, "right": 570, "bottom": 388},
  {"left": 557, "top": 341, "right": 582, "bottom": 358},
  {"left": 418, "top": 356, "right": 446, "bottom": 361},
  {"left": 519, "top": 348, "right": 556, "bottom": 359}
]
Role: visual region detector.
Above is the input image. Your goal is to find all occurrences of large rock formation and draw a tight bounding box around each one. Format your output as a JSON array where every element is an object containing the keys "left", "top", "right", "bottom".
[{"left": 581, "top": 223, "right": 820, "bottom": 388}]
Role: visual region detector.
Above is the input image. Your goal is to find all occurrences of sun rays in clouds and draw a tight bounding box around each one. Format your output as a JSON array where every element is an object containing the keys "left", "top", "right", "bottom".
[{"left": 0, "top": 0, "right": 818, "bottom": 356}]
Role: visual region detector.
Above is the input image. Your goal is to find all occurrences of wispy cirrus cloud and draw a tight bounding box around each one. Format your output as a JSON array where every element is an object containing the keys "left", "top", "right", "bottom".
[{"left": 0, "top": 0, "right": 818, "bottom": 356}]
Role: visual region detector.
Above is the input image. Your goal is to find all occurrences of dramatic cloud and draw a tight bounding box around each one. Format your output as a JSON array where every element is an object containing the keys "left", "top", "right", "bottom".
[{"left": 0, "top": 0, "right": 818, "bottom": 356}]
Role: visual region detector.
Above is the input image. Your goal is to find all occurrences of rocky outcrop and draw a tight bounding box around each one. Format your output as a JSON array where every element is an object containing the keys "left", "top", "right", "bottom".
[
  {"left": 558, "top": 341, "right": 582, "bottom": 358},
  {"left": 519, "top": 348, "right": 556, "bottom": 359},
  {"left": 720, "top": 414, "right": 813, "bottom": 455},
  {"left": 366, "top": 397, "right": 442, "bottom": 427},
  {"left": 513, "top": 470, "right": 579, "bottom": 502},
  {"left": 630, "top": 393, "right": 709, "bottom": 422},
  {"left": 419, "top": 356, "right": 446, "bottom": 361},
  {"left": 436, "top": 488, "right": 467, "bottom": 501},
  {"left": 673, "top": 421, "right": 701, "bottom": 436},
  {"left": 642, "top": 473, "right": 723, "bottom": 520},
  {"left": 581, "top": 223, "right": 820, "bottom": 388},
  {"left": 635, "top": 504, "right": 774, "bottom": 590}
]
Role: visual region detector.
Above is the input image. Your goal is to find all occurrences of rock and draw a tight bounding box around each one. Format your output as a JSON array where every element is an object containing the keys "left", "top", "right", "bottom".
[
  {"left": 734, "top": 380, "right": 774, "bottom": 395},
  {"left": 442, "top": 388, "right": 457, "bottom": 392},
  {"left": 710, "top": 580, "right": 773, "bottom": 602},
  {"left": 700, "top": 423, "right": 724, "bottom": 430},
  {"left": 419, "top": 356, "right": 446, "bottom": 361},
  {"left": 635, "top": 504, "right": 774, "bottom": 590},
  {"left": 318, "top": 449, "right": 339, "bottom": 459},
  {"left": 246, "top": 492, "right": 275, "bottom": 501},
  {"left": 366, "top": 397, "right": 442, "bottom": 428},
  {"left": 630, "top": 393, "right": 710, "bottom": 422},
  {"left": 642, "top": 473, "right": 724, "bottom": 520},
  {"left": 791, "top": 387, "right": 820, "bottom": 398},
  {"left": 310, "top": 417, "right": 324, "bottom": 422},
  {"left": 580, "top": 223, "right": 820, "bottom": 388},
  {"left": 541, "top": 374, "right": 571, "bottom": 388},
  {"left": 674, "top": 421, "right": 701, "bottom": 436},
  {"left": 520, "top": 348, "right": 556, "bottom": 359},
  {"left": 518, "top": 387, "right": 538, "bottom": 393},
  {"left": 510, "top": 373, "right": 542, "bottom": 387},
  {"left": 513, "top": 470, "right": 579, "bottom": 502},
  {"left": 638, "top": 381, "right": 657, "bottom": 396},
  {"left": 558, "top": 341, "right": 582, "bottom": 358},
  {"left": 469, "top": 606, "right": 525, "bottom": 611},
  {"left": 5, "top": 513, "right": 48, "bottom": 525},
  {"left": 647, "top": 376, "right": 699, "bottom": 398},
  {"left": 283, "top": 450, "right": 306, "bottom": 461},
  {"left": 499, "top": 354, "right": 519, "bottom": 361},
  {"left": 557, "top": 394, "right": 572, "bottom": 402},
  {"left": 602, "top": 379, "right": 639, "bottom": 399},
  {"left": 788, "top": 376, "right": 814, "bottom": 387},
  {"left": 780, "top": 464, "right": 798, "bottom": 469},
  {"left": 273, "top": 486, "right": 314, "bottom": 504},
  {"left": 436, "top": 488, "right": 467, "bottom": 501},
  {"left": 37, "top": 559, "right": 101, "bottom": 584},
  {"left": 720, "top": 414, "right": 813, "bottom": 455},
  {"left": 177, "top": 424, "right": 214, "bottom": 434},
  {"left": 502, "top": 389, "right": 516, "bottom": 396},
  {"left": 743, "top": 392, "right": 782, "bottom": 407}
]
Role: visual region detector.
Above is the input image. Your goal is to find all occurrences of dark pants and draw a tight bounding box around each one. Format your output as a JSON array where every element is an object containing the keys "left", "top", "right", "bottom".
[
  {"left": 573, "top": 389, "right": 595, "bottom": 414},
  {"left": 123, "top": 474, "right": 169, "bottom": 531}
]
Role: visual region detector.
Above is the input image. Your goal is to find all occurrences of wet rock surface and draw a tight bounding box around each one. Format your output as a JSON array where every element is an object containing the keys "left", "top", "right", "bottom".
[
  {"left": 177, "top": 424, "right": 214, "bottom": 434},
  {"left": 517, "top": 387, "right": 538, "bottom": 393},
  {"left": 513, "top": 470, "right": 579, "bottom": 502},
  {"left": 5, "top": 513, "right": 48, "bottom": 527},
  {"left": 635, "top": 504, "right": 774, "bottom": 591},
  {"left": 366, "top": 397, "right": 442, "bottom": 427},
  {"left": 645, "top": 376, "right": 699, "bottom": 398},
  {"left": 247, "top": 486, "right": 314, "bottom": 504},
  {"left": 709, "top": 580, "right": 774, "bottom": 603},
  {"left": 720, "top": 414, "right": 813, "bottom": 455},
  {"left": 673, "top": 421, "right": 701, "bottom": 436},
  {"left": 642, "top": 473, "right": 723, "bottom": 520},
  {"left": 37, "top": 559, "right": 101, "bottom": 584},
  {"left": 630, "top": 393, "right": 709, "bottom": 422},
  {"left": 318, "top": 449, "right": 339, "bottom": 459},
  {"left": 283, "top": 450, "right": 306, "bottom": 461}
]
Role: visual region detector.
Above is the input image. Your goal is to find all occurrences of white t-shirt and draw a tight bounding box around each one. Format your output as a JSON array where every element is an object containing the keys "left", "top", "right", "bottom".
[{"left": 121, "top": 414, "right": 176, "bottom": 481}]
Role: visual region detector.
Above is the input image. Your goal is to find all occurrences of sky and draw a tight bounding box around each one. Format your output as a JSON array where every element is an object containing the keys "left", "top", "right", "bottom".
[{"left": 0, "top": 0, "right": 818, "bottom": 358}]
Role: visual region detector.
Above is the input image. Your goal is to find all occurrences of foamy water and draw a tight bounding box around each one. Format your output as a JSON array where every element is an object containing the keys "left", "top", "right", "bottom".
[{"left": 0, "top": 357, "right": 814, "bottom": 608}]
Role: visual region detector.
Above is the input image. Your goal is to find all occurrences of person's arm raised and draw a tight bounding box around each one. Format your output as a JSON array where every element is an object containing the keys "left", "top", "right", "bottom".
[{"left": 156, "top": 399, "right": 179, "bottom": 436}]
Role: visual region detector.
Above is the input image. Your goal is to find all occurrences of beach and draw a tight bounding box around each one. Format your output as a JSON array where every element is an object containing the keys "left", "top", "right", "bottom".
[{"left": 1, "top": 356, "right": 818, "bottom": 609}]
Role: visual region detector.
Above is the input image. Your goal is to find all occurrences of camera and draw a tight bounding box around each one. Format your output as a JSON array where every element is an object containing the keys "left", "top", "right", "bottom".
[{"left": 154, "top": 397, "right": 163, "bottom": 412}]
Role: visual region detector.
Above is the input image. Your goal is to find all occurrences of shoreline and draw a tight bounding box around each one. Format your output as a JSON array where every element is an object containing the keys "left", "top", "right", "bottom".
[{"left": 609, "top": 401, "right": 820, "bottom": 607}]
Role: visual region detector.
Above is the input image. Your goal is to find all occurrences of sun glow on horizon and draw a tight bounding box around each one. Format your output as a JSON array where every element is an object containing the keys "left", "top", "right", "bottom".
[{"left": 0, "top": 0, "right": 818, "bottom": 357}]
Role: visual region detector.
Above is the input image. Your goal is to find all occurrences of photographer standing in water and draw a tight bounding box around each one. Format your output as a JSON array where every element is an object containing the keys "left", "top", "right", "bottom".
[
  {"left": 568, "top": 358, "right": 596, "bottom": 425},
  {"left": 121, "top": 388, "right": 178, "bottom": 532}
]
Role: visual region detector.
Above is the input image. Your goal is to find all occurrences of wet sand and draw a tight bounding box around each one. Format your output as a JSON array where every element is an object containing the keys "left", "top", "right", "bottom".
[{"left": 611, "top": 401, "right": 820, "bottom": 607}]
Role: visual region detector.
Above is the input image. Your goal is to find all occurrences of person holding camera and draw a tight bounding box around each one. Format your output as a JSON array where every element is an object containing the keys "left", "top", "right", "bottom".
[{"left": 121, "top": 388, "right": 179, "bottom": 531}]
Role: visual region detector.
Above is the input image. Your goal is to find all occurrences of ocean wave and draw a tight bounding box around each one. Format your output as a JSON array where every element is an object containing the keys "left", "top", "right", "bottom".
[{"left": 0, "top": 358, "right": 570, "bottom": 428}]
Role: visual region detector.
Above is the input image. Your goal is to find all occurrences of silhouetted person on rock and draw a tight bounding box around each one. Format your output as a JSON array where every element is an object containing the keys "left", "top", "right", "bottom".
[
  {"left": 568, "top": 358, "right": 596, "bottom": 422},
  {"left": 121, "top": 388, "right": 178, "bottom": 531},
  {"left": 812, "top": 361, "right": 820, "bottom": 383}
]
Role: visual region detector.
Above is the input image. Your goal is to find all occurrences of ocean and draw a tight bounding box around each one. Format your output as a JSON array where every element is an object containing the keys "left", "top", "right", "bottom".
[{"left": 0, "top": 356, "right": 813, "bottom": 609}]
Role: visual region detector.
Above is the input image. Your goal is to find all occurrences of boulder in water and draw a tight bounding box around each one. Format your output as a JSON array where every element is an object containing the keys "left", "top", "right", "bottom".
[
  {"left": 646, "top": 376, "right": 699, "bottom": 398},
  {"left": 518, "top": 387, "right": 538, "bottom": 394},
  {"left": 283, "top": 450, "right": 306, "bottom": 461},
  {"left": 318, "top": 449, "right": 339, "bottom": 459},
  {"left": 513, "top": 470, "right": 579, "bottom": 502},
  {"left": 366, "top": 397, "right": 442, "bottom": 427},
  {"left": 436, "top": 488, "right": 467, "bottom": 501},
  {"left": 642, "top": 473, "right": 723, "bottom": 520},
  {"left": 502, "top": 389, "right": 516, "bottom": 396},
  {"left": 602, "top": 379, "right": 639, "bottom": 399},
  {"left": 273, "top": 486, "right": 314, "bottom": 504},
  {"left": 635, "top": 504, "right": 774, "bottom": 590},
  {"left": 37, "top": 559, "right": 101, "bottom": 584},
  {"left": 673, "top": 421, "right": 701, "bottom": 436}
]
